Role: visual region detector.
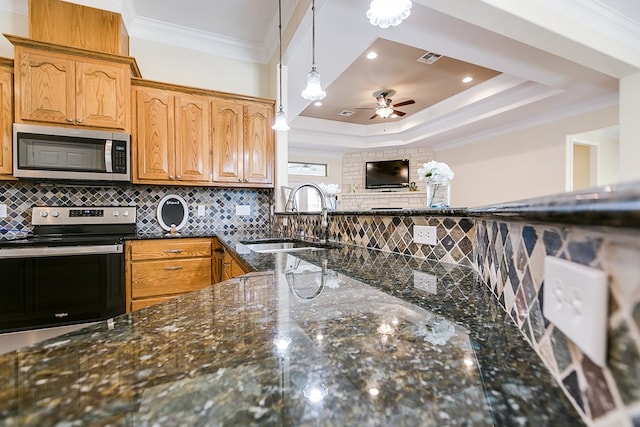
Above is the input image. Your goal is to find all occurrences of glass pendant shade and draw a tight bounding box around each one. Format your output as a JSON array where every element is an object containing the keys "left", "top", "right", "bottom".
[
  {"left": 376, "top": 106, "right": 394, "bottom": 119},
  {"left": 272, "top": 108, "right": 290, "bottom": 131},
  {"left": 301, "top": 67, "right": 326, "bottom": 101},
  {"left": 366, "top": 0, "right": 412, "bottom": 28}
]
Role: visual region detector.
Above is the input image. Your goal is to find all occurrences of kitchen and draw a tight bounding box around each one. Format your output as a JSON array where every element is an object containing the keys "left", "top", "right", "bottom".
[{"left": 0, "top": 0, "right": 639, "bottom": 426}]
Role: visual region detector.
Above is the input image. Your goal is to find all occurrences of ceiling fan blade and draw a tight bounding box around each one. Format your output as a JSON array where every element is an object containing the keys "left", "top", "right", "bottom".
[
  {"left": 393, "top": 110, "right": 406, "bottom": 116},
  {"left": 393, "top": 99, "right": 415, "bottom": 108},
  {"left": 369, "top": 113, "right": 378, "bottom": 120}
]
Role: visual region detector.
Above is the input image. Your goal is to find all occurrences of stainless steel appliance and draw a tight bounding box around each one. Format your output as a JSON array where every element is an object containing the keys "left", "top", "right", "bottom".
[
  {"left": 0, "top": 206, "right": 136, "bottom": 333},
  {"left": 13, "top": 124, "right": 131, "bottom": 182}
]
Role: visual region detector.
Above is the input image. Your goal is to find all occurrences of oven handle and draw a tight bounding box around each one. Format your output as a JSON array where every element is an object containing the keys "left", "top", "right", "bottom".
[{"left": 0, "top": 244, "right": 123, "bottom": 259}]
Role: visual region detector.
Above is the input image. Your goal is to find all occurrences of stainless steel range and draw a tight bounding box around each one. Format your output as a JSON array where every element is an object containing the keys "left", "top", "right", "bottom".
[{"left": 0, "top": 206, "right": 136, "bottom": 333}]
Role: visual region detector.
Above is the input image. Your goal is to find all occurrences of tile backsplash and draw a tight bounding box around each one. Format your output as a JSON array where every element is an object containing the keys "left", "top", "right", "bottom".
[
  {"left": 475, "top": 220, "right": 640, "bottom": 426},
  {"left": 273, "top": 212, "right": 475, "bottom": 267},
  {"left": 0, "top": 181, "right": 272, "bottom": 238}
]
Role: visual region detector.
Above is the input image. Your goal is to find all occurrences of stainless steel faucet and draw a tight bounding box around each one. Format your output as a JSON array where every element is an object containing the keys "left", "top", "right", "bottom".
[{"left": 285, "top": 183, "right": 328, "bottom": 242}]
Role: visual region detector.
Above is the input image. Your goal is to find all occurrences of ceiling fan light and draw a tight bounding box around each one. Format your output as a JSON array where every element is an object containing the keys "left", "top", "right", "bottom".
[
  {"left": 376, "top": 106, "right": 394, "bottom": 119},
  {"left": 367, "top": 0, "right": 412, "bottom": 29},
  {"left": 272, "top": 108, "right": 290, "bottom": 131},
  {"left": 301, "top": 68, "right": 327, "bottom": 101}
]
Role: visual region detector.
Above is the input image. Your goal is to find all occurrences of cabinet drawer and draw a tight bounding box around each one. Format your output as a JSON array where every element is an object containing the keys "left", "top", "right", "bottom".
[
  {"left": 131, "top": 258, "right": 212, "bottom": 298},
  {"left": 130, "top": 238, "right": 212, "bottom": 261}
]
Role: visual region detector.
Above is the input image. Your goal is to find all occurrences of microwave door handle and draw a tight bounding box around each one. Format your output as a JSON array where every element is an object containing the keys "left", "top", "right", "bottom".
[{"left": 105, "top": 139, "right": 113, "bottom": 173}]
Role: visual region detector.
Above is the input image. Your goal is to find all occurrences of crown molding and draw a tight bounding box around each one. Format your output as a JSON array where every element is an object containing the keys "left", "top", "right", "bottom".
[
  {"left": 127, "top": 16, "right": 268, "bottom": 64},
  {"left": 537, "top": 0, "right": 640, "bottom": 50}
]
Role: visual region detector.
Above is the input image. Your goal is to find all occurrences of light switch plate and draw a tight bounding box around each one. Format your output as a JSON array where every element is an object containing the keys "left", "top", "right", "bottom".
[
  {"left": 235, "top": 205, "right": 251, "bottom": 216},
  {"left": 197, "top": 205, "right": 206, "bottom": 217},
  {"left": 0, "top": 204, "right": 6, "bottom": 218},
  {"left": 543, "top": 256, "right": 609, "bottom": 366}
]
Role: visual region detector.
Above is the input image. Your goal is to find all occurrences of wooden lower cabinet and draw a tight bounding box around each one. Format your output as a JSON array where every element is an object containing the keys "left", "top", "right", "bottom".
[
  {"left": 125, "top": 238, "right": 213, "bottom": 312},
  {"left": 222, "top": 249, "right": 248, "bottom": 281}
]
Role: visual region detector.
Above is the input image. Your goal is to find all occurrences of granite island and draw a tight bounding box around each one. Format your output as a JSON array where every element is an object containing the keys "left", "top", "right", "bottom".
[{"left": 0, "top": 231, "right": 583, "bottom": 426}]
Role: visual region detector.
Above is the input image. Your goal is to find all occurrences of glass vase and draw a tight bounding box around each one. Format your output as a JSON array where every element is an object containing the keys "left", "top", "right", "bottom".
[{"left": 426, "top": 178, "right": 451, "bottom": 208}]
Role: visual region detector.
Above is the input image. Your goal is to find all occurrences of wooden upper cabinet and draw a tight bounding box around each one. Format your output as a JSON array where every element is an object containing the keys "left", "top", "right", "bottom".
[
  {"left": 212, "top": 99, "right": 274, "bottom": 185},
  {"left": 0, "top": 59, "right": 13, "bottom": 176},
  {"left": 15, "top": 46, "right": 130, "bottom": 131},
  {"left": 132, "top": 82, "right": 211, "bottom": 184},
  {"left": 244, "top": 103, "right": 274, "bottom": 184},
  {"left": 134, "top": 86, "right": 174, "bottom": 181},
  {"left": 175, "top": 95, "right": 210, "bottom": 182},
  {"left": 75, "top": 59, "right": 128, "bottom": 129},
  {"left": 212, "top": 99, "right": 243, "bottom": 183},
  {"left": 131, "top": 78, "right": 274, "bottom": 188}
]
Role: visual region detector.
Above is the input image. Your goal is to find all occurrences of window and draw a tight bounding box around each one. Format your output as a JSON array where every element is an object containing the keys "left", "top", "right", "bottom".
[{"left": 288, "top": 162, "right": 327, "bottom": 177}]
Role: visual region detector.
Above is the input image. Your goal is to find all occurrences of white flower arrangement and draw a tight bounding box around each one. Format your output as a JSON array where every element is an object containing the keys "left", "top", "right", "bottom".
[
  {"left": 318, "top": 183, "right": 341, "bottom": 195},
  {"left": 417, "top": 161, "right": 454, "bottom": 181}
]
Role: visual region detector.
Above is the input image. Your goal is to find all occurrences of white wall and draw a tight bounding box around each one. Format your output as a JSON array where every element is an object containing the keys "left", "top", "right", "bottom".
[
  {"left": 129, "top": 38, "right": 271, "bottom": 99},
  {"left": 0, "top": 8, "right": 28, "bottom": 58},
  {"left": 436, "top": 106, "right": 619, "bottom": 208}
]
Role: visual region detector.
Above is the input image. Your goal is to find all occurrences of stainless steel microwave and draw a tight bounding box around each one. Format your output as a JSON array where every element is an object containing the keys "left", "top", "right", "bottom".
[{"left": 13, "top": 124, "right": 131, "bottom": 182}]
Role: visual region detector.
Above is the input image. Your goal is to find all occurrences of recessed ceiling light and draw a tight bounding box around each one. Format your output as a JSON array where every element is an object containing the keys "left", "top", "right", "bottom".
[
  {"left": 390, "top": 114, "right": 398, "bottom": 118},
  {"left": 366, "top": 51, "right": 378, "bottom": 60},
  {"left": 462, "top": 76, "right": 473, "bottom": 83},
  {"left": 314, "top": 101, "right": 323, "bottom": 106}
]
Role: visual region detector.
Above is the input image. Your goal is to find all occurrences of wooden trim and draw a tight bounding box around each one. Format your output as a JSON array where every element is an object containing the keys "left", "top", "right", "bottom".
[
  {"left": 4, "top": 34, "right": 141, "bottom": 77},
  {"left": 131, "top": 77, "right": 275, "bottom": 105},
  {"left": 0, "top": 57, "right": 13, "bottom": 68}
]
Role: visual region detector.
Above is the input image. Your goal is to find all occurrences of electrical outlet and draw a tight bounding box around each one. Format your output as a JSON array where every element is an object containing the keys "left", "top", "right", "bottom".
[
  {"left": 235, "top": 205, "right": 251, "bottom": 216},
  {"left": 414, "top": 225, "right": 437, "bottom": 245},
  {"left": 282, "top": 217, "right": 288, "bottom": 226},
  {"left": 197, "top": 205, "right": 206, "bottom": 217},
  {"left": 543, "top": 256, "right": 608, "bottom": 366},
  {"left": 413, "top": 271, "right": 437, "bottom": 294},
  {"left": 0, "top": 204, "right": 6, "bottom": 218}
]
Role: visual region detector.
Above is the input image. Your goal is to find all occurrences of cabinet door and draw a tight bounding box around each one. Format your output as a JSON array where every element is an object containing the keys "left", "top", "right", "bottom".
[
  {"left": 134, "top": 87, "right": 175, "bottom": 181},
  {"left": 175, "top": 95, "right": 211, "bottom": 182},
  {"left": 244, "top": 103, "right": 274, "bottom": 184},
  {"left": 17, "top": 49, "right": 75, "bottom": 125},
  {"left": 0, "top": 68, "right": 12, "bottom": 175},
  {"left": 212, "top": 99, "right": 243, "bottom": 183},
  {"left": 75, "top": 59, "right": 128, "bottom": 129}
]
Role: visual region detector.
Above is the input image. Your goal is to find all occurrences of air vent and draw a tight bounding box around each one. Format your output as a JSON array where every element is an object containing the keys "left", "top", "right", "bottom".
[
  {"left": 339, "top": 110, "right": 355, "bottom": 117},
  {"left": 417, "top": 51, "right": 442, "bottom": 64}
]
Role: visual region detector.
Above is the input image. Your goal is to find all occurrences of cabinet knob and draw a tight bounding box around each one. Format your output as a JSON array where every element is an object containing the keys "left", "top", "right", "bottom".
[
  {"left": 177, "top": 175, "right": 182, "bottom": 179},
  {"left": 244, "top": 179, "right": 249, "bottom": 182},
  {"left": 66, "top": 118, "right": 73, "bottom": 123},
  {"left": 169, "top": 175, "right": 174, "bottom": 180},
  {"left": 238, "top": 178, "right": 242, "bottom": 182},
  {"left": 76, "top": 118, "right": 83, "bottom": 124}
]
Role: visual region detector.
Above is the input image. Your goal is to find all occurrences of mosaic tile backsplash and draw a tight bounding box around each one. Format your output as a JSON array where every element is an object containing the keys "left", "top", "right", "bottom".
[
  {"left": 475, "top": 220, "right": 640, "bottom": 426},
  {"left": 273, "top": 213, "right": 475, "bottom": 267},
  {"left": 0, "top": 181, "right": 272, "bottom": 239}
]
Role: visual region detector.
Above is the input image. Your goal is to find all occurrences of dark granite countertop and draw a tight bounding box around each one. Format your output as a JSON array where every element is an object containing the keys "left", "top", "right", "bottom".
[{"left": 0, "top": 230, "right": 583, "bottom": 426}]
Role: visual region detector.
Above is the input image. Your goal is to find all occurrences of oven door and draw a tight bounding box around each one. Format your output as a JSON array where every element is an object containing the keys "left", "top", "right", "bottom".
[{"left": 0, "top": 245, "right": 124, "bottom": 333}]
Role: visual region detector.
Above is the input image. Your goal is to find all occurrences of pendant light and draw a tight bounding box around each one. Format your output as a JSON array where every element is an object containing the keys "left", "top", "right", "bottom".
[
  {"left": 366, "top": 0, "right": 412, "bottom": 29},
  {"left": 272, "top": 0, "right": 290, "bottom": 131},
  {"left": 300, "top": 0, "right": 326, "bottom": 101}
]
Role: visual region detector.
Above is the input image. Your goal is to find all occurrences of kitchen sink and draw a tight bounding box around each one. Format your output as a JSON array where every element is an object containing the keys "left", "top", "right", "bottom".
[{"left": 240, "top": 239, "right": 338, "bottom": 253}]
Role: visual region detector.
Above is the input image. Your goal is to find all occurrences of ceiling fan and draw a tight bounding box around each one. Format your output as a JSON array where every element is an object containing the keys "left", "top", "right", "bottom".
[{"left": 369, "top": 89, "right": 415, "bottom": 119}]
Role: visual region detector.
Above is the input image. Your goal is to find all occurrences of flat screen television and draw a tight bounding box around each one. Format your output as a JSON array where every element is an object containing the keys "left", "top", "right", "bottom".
[{"left": 365, "top": 159, "right": 410, "bottom": 189}]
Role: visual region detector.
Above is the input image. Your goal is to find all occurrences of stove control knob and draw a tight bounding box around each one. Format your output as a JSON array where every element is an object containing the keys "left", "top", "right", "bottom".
[
  {"left": 52, "top": 211, "right": 59, "bottom": 218},
  {"left": 40, "top": 211, "right": 48, "bottom": 218},
  {"left": 113, "top": 211, "right": 120, "bottom": 217},
  {"left": 123, "top": 211, "right": 129, "bottom": 217}
]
